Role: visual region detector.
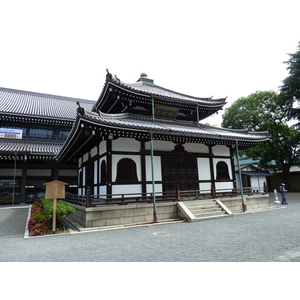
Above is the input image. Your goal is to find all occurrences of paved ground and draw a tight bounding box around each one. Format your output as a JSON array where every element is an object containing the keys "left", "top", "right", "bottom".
[{"left": 1, "top": 193, "right": 300, "bottom": 262}]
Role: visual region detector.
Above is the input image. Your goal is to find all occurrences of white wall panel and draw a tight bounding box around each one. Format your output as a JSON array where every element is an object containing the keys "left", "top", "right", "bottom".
[
  {"left": 215, "top": 181, "right": 234, "bottom": 192},
  {"left": 112, "top": 184, "right": 142, "bottom": 196},
  {"left": 197, "top": 158, "right": 211, "bottom": 180},
  {"left": 112, "top": 138, "right": 140, "bottom": 152},
  {"left": 185, "top": 143, "right": 209, "bottom": 153},
  {"left": 212, "top": 145, "right": 230, "bottom": 156},
  {"left": 145, "top": 156, "right": 162, "bottom": 181}
]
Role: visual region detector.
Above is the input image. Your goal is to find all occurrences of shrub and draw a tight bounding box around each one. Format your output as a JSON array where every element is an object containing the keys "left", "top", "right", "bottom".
[
  {"left": 32, "top": 201, "right": 42, "bottom": 209},
  {"left": 30, "top": 223, "right": 49, "bottom": 236},
  {"left": 27, "top": 218, "right": 37, "bottom": 231},
  {"left": 40, "top": 198, "right": 75, "bottom": 222},
  {"left": 30, "top": 212, "right": 48, "bottom": 224},
  {"left": 31, "top": 207, "right": 43, "bottom": 214}
]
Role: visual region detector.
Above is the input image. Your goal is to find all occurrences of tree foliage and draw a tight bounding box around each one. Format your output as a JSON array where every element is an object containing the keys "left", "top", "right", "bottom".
[
  {"left": 280, "top": 41, "right": 300, "bottom": 123},
  {"left": 222, "top": 91, "right": 300, "bottom": 187}
]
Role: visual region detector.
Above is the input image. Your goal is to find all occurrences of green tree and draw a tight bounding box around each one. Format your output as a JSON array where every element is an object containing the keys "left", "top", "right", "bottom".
[
  {"left": 222, "top": 91, "right": 300, "bottom": 188},
  {"left": 280, "top": 41, "right": 300, "bottom": 124}
]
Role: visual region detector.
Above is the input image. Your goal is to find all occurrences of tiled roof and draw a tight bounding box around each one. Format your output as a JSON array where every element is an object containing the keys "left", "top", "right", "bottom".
[
  {"left": 0, "top": 87, "right": 95, "bottom": 121},
  {"left": 87, "top": 111, "right": 269, "bottom": 142},
  {"left": 57, "top": 111, "right": 269, "bottom": 161},
  {"left": 122, "top": 81, "right": 226, "bottom": 105},
  {"left": 0, "top": 139, "right": 62, "bottom": 159},
  {"left": 93, "top": 72, "right": 226, "bottom": 113}
]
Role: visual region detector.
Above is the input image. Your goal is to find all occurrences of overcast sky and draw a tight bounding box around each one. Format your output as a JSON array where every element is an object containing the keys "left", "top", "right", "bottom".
[{"left": 1, "top": 0, "right": 299, "bottom": 126}]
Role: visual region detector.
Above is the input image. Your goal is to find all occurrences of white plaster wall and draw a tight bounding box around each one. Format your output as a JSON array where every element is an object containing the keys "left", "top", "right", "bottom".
[
  {"left": 146, "top": 184, "right": 163, "bottom": 194},
  {"left": 251, "top": 176, "right": 266, "bottom": 190},
  {"left": 212, "top": 145, "right": 230, "bottom": 156},
  {"left": 199, "top": 182, "right": 211, "bottom": 193},
  {"left": 145, "top": 156, "right": 162, "bottom": 181},
  {"left": 197, "top": 157, "right": 211, "bottom": 180},
  {"left": 145, "top": 140, "right": 174, "bottom": 151},
  {"left": 99, "top": 185, "right": 107, "bottom": 196},
  {"left": 99, "top": 140, "right": 107, "bottom": 155},
  {"left": 111, "top": 154, "right": 141, "bottom": 182},
  {"left": 112, "top": 184, "right": 142, "bottom": 196},
  {"left": 185, "top": 143, "right": 209, "bottom": 153},
  {"left": 213, "top": 158, "right": 232, "bottom": 179},
  {"left": 112, "top": 138, "right": 140, "bottom": 152},
  {"left": 83, "top": 153, "right": 89, "bottom": 163},
  {"left": 91, "top": 146, "right": 98, "bottom": 157},
  {"left": 215, "top": 181, "right": 234, "bottom": 192}
]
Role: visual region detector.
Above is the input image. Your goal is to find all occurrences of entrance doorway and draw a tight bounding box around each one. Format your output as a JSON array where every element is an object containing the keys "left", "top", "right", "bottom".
[{"left": 163, "top": 155, "right": 199, "bottom": 193}]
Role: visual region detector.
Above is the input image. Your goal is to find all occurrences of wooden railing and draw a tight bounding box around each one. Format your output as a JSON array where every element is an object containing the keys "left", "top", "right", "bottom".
[{"left": 63, "top": 186, "right": 268, "bottom": 208}]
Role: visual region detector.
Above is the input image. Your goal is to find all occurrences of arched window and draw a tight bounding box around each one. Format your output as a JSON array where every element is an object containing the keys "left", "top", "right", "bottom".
[
  {"left": 115, "top": 158, "right": 138, "bottom": 183},
  {"left": 216, "top": 161, "right": 230, "bottom": 180}
]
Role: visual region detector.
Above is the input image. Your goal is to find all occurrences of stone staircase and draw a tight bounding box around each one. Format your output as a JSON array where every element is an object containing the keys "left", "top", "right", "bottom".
[{"left": 177, "top": 199, "right": 233, "bottom": 222}]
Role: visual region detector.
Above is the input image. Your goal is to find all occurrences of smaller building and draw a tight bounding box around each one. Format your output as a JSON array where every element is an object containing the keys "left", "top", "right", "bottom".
[{"left": 235, "top": 164, "right": 270, "bottom": 193}]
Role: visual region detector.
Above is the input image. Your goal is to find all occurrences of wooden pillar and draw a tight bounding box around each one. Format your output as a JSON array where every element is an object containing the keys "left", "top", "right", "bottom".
[
  {"left": 21, "top": 159, "right": 27, "bottom": 203},
  {"left": 229, "top": 145, "right": 237, "bottom": 189},
  {"left": 140, "top": 141, "right": 147, "bottom": 195},
  {"left": 106, "top": 139, "right": 112, "bottom": 195},
  {"left": 208, "top": 145, "right": 216, "bottom": 197}
]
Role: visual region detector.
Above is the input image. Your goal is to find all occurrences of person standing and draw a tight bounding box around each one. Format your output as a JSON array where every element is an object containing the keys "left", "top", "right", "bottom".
[{"left": 279, "top": 183, "right": 288, "bottom": 205}]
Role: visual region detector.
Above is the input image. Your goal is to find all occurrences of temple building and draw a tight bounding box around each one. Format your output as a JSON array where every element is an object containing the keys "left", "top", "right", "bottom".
[
  {"left": 57, "top": 71, "right": 269, "bottom": 201},
  {"left": 0, "top": 87, "right": 95, "bottom": 204}
]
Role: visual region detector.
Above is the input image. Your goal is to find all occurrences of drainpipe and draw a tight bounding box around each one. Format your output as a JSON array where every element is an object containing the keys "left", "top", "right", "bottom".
[{"left": 236, "top": 141, "right": 246, "bottom": 212}]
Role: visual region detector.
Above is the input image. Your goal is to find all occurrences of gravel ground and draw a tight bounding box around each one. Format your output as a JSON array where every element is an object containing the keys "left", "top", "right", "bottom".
[{"left": 1, "top": 193, "right": 300, "bottom": 262}]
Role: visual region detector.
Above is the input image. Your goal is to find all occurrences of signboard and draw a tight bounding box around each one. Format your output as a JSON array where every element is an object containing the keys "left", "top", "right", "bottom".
[
  {"left": 154, "top": 106, "right": 179, "bottom": 120},
  {"left": 0, "top": 128, "right": 23, "bottom": 139}
]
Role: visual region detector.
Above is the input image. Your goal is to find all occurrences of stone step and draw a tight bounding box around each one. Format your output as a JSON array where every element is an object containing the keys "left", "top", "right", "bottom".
[
  {"left": 190, "top": 208, "right": 223, "bottom": 215},
  {"left": 194, "top": 210, "right": 226, "bottom": 218},
  {"left": 177, "top": 199, "right": 232, "bottom": 222}
]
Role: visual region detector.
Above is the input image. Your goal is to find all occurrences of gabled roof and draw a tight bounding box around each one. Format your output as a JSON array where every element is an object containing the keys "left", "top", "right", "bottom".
[
  {"left": 93, "top": 71, "right": 227, "bottom": 120},
  {"left": 57, "top": 111, "right": 269, "bottom": 162},
  {"left": 0, "top": 87, "right": 95, "bottom": 125}
]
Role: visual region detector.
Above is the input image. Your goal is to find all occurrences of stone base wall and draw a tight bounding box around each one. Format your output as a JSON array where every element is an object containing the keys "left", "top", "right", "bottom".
[
  {"left": 219, "top": 194, "right": 270, "bottom": 213},
  {"left": 66, "top": 202, "right": 178, "bottom": 228},
  {"left": 65, "top": 194, "right": 270, "bottom": 228}
]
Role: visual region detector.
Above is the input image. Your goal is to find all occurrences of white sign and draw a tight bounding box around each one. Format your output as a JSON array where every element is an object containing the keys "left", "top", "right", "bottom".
[{"left": 0, "top": 128, "right": 23, "bottom": 139}]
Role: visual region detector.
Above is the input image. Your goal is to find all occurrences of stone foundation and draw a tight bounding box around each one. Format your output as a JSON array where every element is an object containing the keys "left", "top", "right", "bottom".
[
  {"left": 219, "top": 194, "right": 270, "bottom": 213},
  {"left": 64, "top": 194, "right": 270, "bottom": 229},
  {"left": 65, "top": 201, "right": 178, "bottom": 228}
]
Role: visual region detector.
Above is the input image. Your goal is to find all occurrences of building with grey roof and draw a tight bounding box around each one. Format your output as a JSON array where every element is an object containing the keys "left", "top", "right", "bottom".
[
  {"left": 57, "top": 71, "right": 269, "bottom": 208},
  {"left": 0, "top": 87, "right": 95, "bottom": 204}
]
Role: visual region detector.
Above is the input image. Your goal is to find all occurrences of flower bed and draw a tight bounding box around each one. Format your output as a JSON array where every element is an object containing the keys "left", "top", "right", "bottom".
[
  {"left": 27, "top": 199, "right": 75, "bottom": 236},
  {"left": 27, "top": 201, "right": 50, "bottom": 236}
]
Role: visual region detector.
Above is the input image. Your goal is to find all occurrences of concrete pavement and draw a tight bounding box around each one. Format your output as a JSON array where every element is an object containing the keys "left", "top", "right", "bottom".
[{"left": 1, "top": 193, "right": 300, "bottom": 262}]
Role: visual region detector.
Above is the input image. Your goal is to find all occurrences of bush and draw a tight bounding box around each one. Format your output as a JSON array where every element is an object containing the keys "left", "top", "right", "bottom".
[
  {"left": 28, "top": 202, "right": 49, "bottom": 235},
  {"left": 32, "top": 201, "right": 42, "bottom": 209},
  {"left": 31, "top": 207, "right": 43, "bottom": 214},
  {"left": 30, "top": 223, "right": 49, "bottom": 236},
  {"left": 30, "top": 212, "right": 48, "bottom": 224},
  {"left": 40, "top": 198, "right": 75, "bottom": 222},
  {"left": 27, "top": 218, "right": 37, "bottom": 231}
]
